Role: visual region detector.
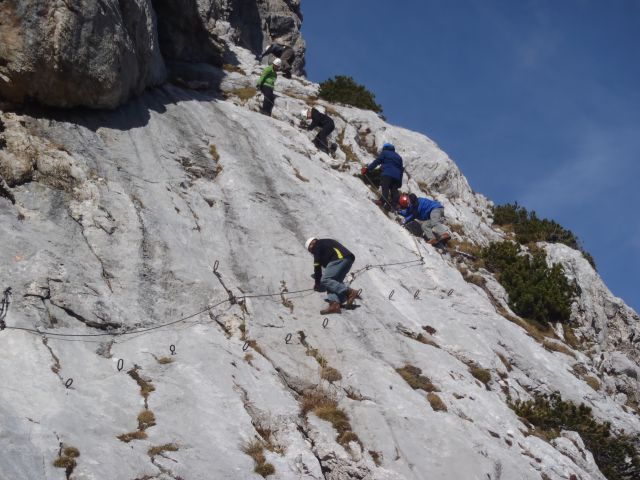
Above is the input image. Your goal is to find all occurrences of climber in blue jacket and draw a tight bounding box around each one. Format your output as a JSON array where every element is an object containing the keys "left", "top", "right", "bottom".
[
  {"left": 398, "top": 193, "right": 451, "bottom": 245},
  {"left": 361, "top": 143, "right": 404, "bottom": 211}
]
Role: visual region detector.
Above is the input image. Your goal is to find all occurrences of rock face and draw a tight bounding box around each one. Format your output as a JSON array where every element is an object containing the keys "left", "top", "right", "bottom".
[
  {"left": 1, "top": 46, "right": 639, "bottom": 478},
  {"left": 546, "top": 243, "right": 640, "bottom": 410},
  {"left": 0, "top": 0, "right": 167, "bottom": 109},
  {"left": 0, "top": 0, "right": 306, "bottom": 109}
]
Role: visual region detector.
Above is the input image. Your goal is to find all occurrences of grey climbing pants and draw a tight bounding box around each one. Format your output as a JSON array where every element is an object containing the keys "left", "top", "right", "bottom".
[
  {"left": 320, "top": 258, "right": 354, "bottom": 304},
  {"left": 418, "top": 207, "right": 449, "bottom": 240}
]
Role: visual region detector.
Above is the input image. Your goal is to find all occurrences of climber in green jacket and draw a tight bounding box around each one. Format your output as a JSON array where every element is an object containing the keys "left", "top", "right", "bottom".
[{"left": 256, "top": 58, "right": 281, "bottom": 116}]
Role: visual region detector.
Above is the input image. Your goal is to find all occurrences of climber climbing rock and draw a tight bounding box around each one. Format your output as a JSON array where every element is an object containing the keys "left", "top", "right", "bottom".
[
  {"left": 257, "top": 58, "right": 281, "bottom": 116},
  {"left": 260, "top": 42, "right": 295, "bottom": 78},
  {"left": 361, "top": 143, "right": 404, "bottom": 211},
  {"left": 300, "top": 106, "right": 336, "bottom": 154},
  {"left": 397, "top": 193, "right": 451, "bottom": 246},
  {"left": 305, "top": 237, "right": 360, "bottom": 315}
]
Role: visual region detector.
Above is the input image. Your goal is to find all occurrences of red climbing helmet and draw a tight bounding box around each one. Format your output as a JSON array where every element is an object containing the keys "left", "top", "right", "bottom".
[{"left": 399, "top": 194, "right": 410, "bottom": 208}]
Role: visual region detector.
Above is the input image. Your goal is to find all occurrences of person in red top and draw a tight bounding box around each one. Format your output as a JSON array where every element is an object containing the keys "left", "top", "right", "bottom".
[{"left": 305, "top": 237, "right": 360, "bottom": 314}]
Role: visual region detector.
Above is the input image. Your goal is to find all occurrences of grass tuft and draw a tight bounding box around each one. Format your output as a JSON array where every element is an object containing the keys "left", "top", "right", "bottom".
[
  {"left": 148, "top": 443, "right": 179, "bottom": 457},
  {"left": 128, "top": 367, "right": 155, "bottom": 401},
  {"left": 117, "top": 430, "right": 148, "bottom": 443},
  {"left": 222, "top": 64, "right": 246, "bottom": 75},
  {"left": 242, "top": 440, "right": 276, "bottom": 477},
  {"left": 396, "top": 365, "right": 439, "bottom": 392},
  {"left": 369, "top": 450, "right": 382, "bottom": 466},
  {"left": 542, "top": 339, "right": 576, "bottom": 358},
  {"left": 228, "top": 87, "right": 257, "bottom": 103},
  {"left": 53, "top": 456, "right": 76, "bottom": 469},
  {"left": 469, "top": 365, "right": 492, "bottom": 386},
  {"left": 63, "top": 446, "right": 80, "bottom": 458},
  {"left": 300, "top": 388, "right": 361, "bottom": 448},
  {"left": 321, "top": 366, "right": 343, "bottom": 383},
  {"left": 209, "top": 144, "right": 220, "bottom": 162},
  {"left": 427, "top": 392, "right": 448, "bottom": 412},
  {"left": 138, "top": 410, "right": 156, "bottom": 430}
]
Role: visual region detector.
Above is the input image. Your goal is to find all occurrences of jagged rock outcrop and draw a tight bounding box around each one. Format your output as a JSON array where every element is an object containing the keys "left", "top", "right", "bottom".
[
  {"left": 0, "top": 0, "right": 167, "bottom": 109},
  {"left": 176, "top": 0, "right": 306, "bottom": 74},
  {"left": 0, "top": 0, "right": 306, "bottom": 109},
  {"left": 546, "top": 243, "right": 640, "bottom": 410}
]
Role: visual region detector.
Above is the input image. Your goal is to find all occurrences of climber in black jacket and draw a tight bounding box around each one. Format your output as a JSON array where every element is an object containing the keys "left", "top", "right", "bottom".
[
  {"left": 301, "top": 106, "right": 335, "bottom": 153},
  {"left": 305, "top": 237, "right": 360, "bottom": 315},
  {"left": 260, "top": 42, "right": 295, "bottom": 78}
]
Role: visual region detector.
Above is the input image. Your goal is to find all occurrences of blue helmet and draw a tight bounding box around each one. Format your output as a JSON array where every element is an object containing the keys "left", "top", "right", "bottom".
[{"left": 382, "top": 142, "right": 395, "bottom": 151}]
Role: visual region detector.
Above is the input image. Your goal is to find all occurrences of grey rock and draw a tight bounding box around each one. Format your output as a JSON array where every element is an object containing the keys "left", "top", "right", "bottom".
[
  {"left": 201, "top": 0, "right": 306, "bottom": 75},
  {"left": 0, "top": 173, "right": 15, "bottom": 204},
  {"left": 0, "top": 0, "right": 167, "bottom": 109}
]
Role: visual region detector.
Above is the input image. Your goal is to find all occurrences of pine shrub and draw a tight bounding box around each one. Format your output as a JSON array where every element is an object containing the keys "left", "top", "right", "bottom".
[
  {"left": 319, "top": 76, "right": 383, "bottom": 113},
  {"left": 511, "top": 393, "right": 640, "bottom": 480},
  {"left": 482, "top": 241, "right": 576, "bottom": 325},
  {"left": 492, "top": 203, "right": 596, "bottom": 269}
]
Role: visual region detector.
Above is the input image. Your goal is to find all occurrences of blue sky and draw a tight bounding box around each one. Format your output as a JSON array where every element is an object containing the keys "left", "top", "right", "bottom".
[{"left": 301, "top": 0, "right": 640, "bottom": 313}]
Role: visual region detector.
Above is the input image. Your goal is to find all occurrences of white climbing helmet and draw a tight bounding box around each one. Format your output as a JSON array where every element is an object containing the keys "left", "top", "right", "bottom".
[
  {"left": 300, "top": 108, "right": 310, "bottom": 119},
  {"left": 273, "top": 58, "right": 282, "bottom": 67},
  {"left": 305, "top": 237, "right": 317, "bottom": 251}
]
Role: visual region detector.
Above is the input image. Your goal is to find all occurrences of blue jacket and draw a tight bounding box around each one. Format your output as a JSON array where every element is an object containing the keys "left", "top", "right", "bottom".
[
  {"left": 367, "top": 147, "right": 404, "bottom": 181},
  {"left": 399, "top": 197, "right": 443, "bottom": 223}
]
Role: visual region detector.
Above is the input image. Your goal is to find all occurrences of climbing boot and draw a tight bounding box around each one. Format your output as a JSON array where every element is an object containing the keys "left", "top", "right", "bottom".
[
  {"left": 320, "top": 301, "right": 341, "bottom": 315},
  {"left": 438, "top": 233, "right": 451, "bottom": 243},
  {"left": 345, "top": 288, "right": 361, "bottom": 306}
]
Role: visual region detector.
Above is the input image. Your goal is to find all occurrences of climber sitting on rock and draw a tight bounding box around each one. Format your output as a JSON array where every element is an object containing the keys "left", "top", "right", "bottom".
[
  {"left": 300, "top": 106, "right": 335, "bottom": 154},
  {"left": 305, "top": 237, "right": 360, "bottom": 315},
  {"left": 260, "top": 42, "right": 295, "bottom": 78},
  {"left": 361, "top": 143, "right": 404, "bottom": 211},
  {"left": 256, "top": 58, "right": 281, "bottom": 116},
  {"left": 398, "top": 193, "right": 451, "bottom": 246}
]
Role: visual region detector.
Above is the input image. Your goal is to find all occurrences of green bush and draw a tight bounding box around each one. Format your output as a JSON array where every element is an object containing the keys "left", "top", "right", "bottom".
[
  {"left": 492, "top": 203, "right": 595, "bottom": 269},
  {"left": 511, "top": 393, "right": 640, "bottom": 480},
  {"left": 318, "top": 76, "right": 383, "bottom": 114},
  {"left": 482, "top": 241, "right": 576, "bottom": 325}
]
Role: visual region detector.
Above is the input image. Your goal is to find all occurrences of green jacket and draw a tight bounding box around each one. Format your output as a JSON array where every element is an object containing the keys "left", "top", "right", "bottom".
[{"left": 257, "top": 65, "right": 277, "bottom": 88}]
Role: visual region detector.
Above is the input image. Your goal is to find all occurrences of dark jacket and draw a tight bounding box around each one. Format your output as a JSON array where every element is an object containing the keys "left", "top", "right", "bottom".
[
  {"left": 398, "top": 195, "right": 443, "bottom": 222},
  {"left": 367, "top": 146, "right": 404, "bottom": 181},
  {"left": 312, "top": 239, "right": 355, "bottom": 282},
  {"left": 308, "top": 108, "right": 334, "bottom": 130},
  {"left": 261, "top": 43, "right": 292, "bottom": 58}
]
